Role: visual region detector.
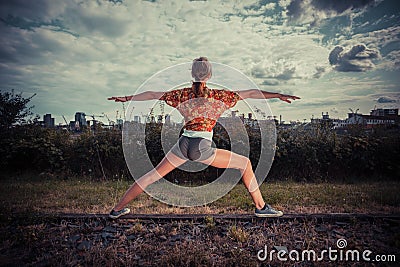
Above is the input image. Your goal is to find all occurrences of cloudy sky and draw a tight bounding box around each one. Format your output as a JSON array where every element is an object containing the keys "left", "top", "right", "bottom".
[{"left": 1, "top": 0, "right": 399, "bottom": 124}]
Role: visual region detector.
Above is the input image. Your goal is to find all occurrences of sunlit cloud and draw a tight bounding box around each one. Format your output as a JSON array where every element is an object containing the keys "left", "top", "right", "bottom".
[
  {"left": 0, "top": 0, "right": 398, "bottom": 123},
  {"left": 286, "top": 0, "right": 375, "bottom": 26},
  {"left": 329, "top": 44, "right": 381, "bottom": 72}
]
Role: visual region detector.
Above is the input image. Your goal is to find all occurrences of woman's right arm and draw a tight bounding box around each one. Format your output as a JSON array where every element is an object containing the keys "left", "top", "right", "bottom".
[
  {"left": 234, "top": 89, "right": 300, "bottom": 103},
  {"left": 108, "top": 91, "right": 165, "bottom": 102}
]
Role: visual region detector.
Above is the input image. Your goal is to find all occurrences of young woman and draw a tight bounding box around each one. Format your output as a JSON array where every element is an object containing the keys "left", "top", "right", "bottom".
[{"left": 108, "top": 57, "right": 300, "bottom": 218}]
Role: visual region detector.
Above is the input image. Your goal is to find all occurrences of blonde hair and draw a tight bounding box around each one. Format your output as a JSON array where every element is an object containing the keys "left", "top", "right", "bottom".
[{"left": 191, "top": 57, "right": 212, "bottom": 82}]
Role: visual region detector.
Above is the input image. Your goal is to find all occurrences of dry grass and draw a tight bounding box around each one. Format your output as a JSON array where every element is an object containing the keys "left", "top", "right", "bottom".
[
  {"left": 1, "top": 174, "right": 399, "bottom": 266},
  {"left": 0, "top": 173, "right": 399, "bottom": 215},
  {"left": 1, "top": 215, "right": 398, "bottom": 266}
]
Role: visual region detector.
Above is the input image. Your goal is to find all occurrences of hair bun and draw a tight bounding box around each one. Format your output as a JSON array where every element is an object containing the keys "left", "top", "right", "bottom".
[{"left": 192, "top": 57, "right": 212, "bottom": 82}]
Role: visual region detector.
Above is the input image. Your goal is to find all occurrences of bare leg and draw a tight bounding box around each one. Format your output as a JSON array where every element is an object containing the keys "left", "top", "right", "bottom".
[
  {"left": 113, "top": 151, "right": 187, "bottom": 211},
  {"left": 199, "top": 149, "right": 266, "bottom": 209}
]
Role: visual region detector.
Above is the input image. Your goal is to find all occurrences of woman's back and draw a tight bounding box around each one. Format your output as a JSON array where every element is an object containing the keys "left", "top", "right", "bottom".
[{"left": 160, "top": 86, "right": 241, "bottom": 132}]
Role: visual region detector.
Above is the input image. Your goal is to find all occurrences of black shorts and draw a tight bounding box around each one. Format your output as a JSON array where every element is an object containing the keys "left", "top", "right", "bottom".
[{"left": 171, "top": 136, "right": 216, "bottom": 161}]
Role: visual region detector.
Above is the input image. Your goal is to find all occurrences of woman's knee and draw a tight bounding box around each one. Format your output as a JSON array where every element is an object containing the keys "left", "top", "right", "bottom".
[
  {"left": 136, "top": 170, "right": 162, "bottom": 188},
  {"left": 231, "top": 155, "right": 251, "bottom": 170},
  {"left": 243, "top": 157, "right": 252, "bottom": 170}
]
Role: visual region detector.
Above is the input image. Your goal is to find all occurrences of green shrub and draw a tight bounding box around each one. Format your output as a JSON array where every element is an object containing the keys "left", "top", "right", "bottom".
[{"left": 1, "top": 123, "right": 399, "bottom": 182}]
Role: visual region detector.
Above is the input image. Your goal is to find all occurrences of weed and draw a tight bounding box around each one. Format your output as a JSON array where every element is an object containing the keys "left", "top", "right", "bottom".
[
  {"left": 204, "top": 215, "right": 216, "bottom": 229},
  {"left": 129, "top": 223, "right": 144, "bottom": 234},
  {"left": 228, "top": 224, "right": 249, "bottom": 243}
]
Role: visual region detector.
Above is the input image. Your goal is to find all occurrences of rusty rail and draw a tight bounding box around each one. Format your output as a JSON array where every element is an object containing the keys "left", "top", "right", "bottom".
[{"left": 39, "top": 213, "right": 400, "bottom": 222}]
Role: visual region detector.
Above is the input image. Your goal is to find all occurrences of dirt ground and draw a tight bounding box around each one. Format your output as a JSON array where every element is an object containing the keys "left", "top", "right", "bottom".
[{"left": 0, "top": 214, "right": 399, "bottom": 266}]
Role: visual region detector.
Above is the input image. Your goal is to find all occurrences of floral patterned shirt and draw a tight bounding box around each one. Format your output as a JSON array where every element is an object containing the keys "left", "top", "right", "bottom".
[{"left": 160, "top": 87, "right": 241, "bottom": 132}]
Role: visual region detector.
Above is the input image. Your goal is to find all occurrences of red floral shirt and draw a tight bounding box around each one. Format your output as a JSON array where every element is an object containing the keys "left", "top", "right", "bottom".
[{"left": 160, "top": 87, "right": 241, "bottom": 132}]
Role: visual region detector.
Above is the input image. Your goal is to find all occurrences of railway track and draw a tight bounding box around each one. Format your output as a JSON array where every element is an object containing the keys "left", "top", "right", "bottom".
[{"left": 37, "top": 212, "right": 400, "bottom": 222}]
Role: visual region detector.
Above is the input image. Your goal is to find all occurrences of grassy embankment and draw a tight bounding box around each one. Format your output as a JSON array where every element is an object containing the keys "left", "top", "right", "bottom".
[{"left": 1, "top": 173, "right": 399, "bottom": 215}]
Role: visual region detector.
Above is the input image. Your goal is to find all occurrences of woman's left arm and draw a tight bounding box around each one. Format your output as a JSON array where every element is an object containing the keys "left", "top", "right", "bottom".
[
  {"left": 108, "top": 91, "right": 165, "bottom": 102},
  {"left": 234, "top": 89, "right": 300, "bottom": 103}
]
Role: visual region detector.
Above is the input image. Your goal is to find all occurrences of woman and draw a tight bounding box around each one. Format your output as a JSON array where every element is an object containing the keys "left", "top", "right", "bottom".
[{"left": 108, "top": 57, "right": 299, "bottom": 218}]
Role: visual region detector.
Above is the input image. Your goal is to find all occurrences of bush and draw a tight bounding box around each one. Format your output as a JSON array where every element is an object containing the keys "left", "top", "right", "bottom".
[
  {"left": 269, "top": 125, "right": 400, "bottom": 181},
  {"left": 0, "top": 125, "right": 68, "bottom": 172},
  {"left": 1, "top": 123, "right": 399, "bottom": 182},
  {"left": 65, "top": 129, "right": 129, "bottom": 180}
]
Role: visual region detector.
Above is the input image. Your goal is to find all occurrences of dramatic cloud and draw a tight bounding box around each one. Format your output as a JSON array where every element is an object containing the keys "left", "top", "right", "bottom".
[
  {"left": 328, "top": 44, "right": 380, "bottom": 72},
  {"left": 376, "top": 96, "right": 396, "bottom": 103},
  {"left": 0, "top": 0, "right": 67, "bottom": 22},
  {"left": 379, "top": 49, "right": 400, "bottom": 70},
  {"left": 352, "top": 26, "right": 400, "bottom": 47},
  {"left": 330, "top": 107, "right": 339, "bottom": 114},
  {"left": 286, "top": 0, "right": 375, "bottom": 25},
  {"left": 313, "top": 66, "right": 326, "bottom": 78},
  {"left": 251, "top": 61, "right": 296, "bottom": 81},
  {"left": 261, "top": 79, "right": 280, "bottom": 86},
  {"left": 310, "top": 0, "right": 375, "bottom": 14},
  {"left": 0, "top": 0, "right": 398, "bottom": 122},
  {"left": 335, "top": 25, "right": 400, "bottom": 71}
]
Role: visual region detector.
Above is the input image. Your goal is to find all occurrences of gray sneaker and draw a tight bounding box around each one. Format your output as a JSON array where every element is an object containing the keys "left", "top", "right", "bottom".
[
  {"left": 109, "top": 208, "right": 131, "bottom": 219},
  {"left": 255, "top": 204, "right": 283, "bottom": 217}
]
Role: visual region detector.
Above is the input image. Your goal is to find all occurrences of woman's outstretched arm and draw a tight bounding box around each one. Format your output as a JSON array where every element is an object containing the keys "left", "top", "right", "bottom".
[
  {"left": 234, "top": 89, "right": 300, "bottom": 103},
  {"left": 108, "top": 91, "right": 164, "bottom": 102}
]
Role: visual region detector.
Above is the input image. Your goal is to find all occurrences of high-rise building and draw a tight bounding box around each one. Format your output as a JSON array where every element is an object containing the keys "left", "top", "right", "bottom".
[
  {"left": 43, "top": 114, "right": 55, "bottom": 128},
  {"left": 75, "top": 112, "right": 87, "bottom": 128}
]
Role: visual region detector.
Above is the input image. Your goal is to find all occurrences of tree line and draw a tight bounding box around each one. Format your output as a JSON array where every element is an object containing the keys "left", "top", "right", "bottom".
[{"left": 1, "top": 90, "right": 398, "bottom": 182}]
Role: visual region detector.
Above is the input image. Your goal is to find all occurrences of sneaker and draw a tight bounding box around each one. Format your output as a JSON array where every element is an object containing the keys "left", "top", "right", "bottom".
[
  {"left": 255, "top": 204, "right": 283, "bottom": 218},
  {"left": 109, "top": 208, "right": 131, "bottom": 219}
]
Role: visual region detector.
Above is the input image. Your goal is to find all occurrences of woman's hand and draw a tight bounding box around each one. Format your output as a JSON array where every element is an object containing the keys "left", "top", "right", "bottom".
[
  {"left": 107, "top": 96, "right": 131, "bottom": 102},
  {"left": 278, "top": 94, "right": 300, "bottom": 103}
]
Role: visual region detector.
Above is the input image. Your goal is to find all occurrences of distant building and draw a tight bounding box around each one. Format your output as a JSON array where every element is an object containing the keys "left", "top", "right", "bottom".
[
  {"left": 116, "top": 119, "right": 124, "bottom": 125},
  {"left": 165, "top": 114, "right": 171, "bottom": 124},
  {"left": 63, "top": 112, "right": 88, "bottom": 132},
  {"left": 245, "top": 112, "right": 260, "bottom": 128},
  {"left": 218, "top": 113, "right": 260, "bottom": 129},
  {"left": 311, "top": 112, "right": 347, "bottom": 129},
  {"left": 347, "top": 108, "right": 399, "bottom": 128},
  {"left": 75, "top": 112, "right": 87, "bottom": 127},
  {"left": 43, "top": 114, "right": 55, "bottom": 128},
  {"left": 157, "top": 115, "right": 163, "bottom": 123},
  {"left": 370, "top": 108, "right": 398, "bottom": 116},
  {"left": 69, "top": 121, "right": 76, "bottom": 131},
  {"left": 332, "top": 119, "right": 348, "bottom": 129},
  {"left": 311, "top": 112, "right": 333, "bottom": 125},
  {"left": 133, "top": 116, "right": 141, "bottom": 123}
]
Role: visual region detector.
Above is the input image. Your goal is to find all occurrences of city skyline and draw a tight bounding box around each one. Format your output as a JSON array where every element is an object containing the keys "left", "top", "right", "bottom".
[
  {"left": 0, "top": 0, "right": 399, "bottom": 123},
  {"left": 40, "top": 106, "right": 399, "bottom": 128}
]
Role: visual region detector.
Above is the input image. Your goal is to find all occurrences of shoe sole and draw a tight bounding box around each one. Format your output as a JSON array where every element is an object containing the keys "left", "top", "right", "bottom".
[
  {"left": 109, "top": 209, "right": 130, "bottom": 219},
  {"left": 254, "top": 212, "right": 284, "bottom": 218}
]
